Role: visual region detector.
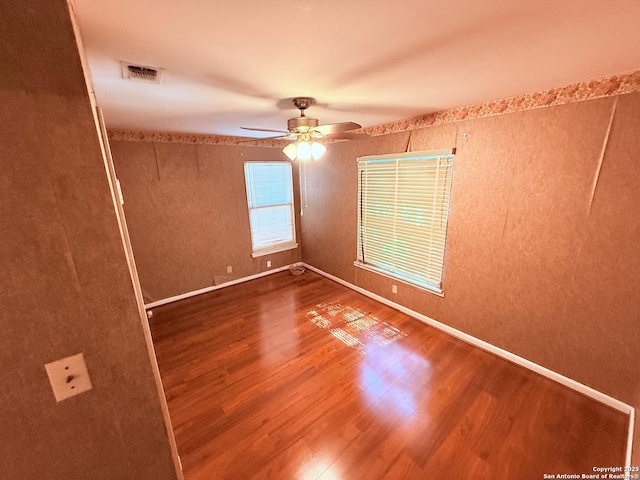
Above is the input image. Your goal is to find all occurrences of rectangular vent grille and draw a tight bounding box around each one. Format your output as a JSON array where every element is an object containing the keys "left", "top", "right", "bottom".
[{"left": 121, "top": 62, "right": 163, "bottom": 84}]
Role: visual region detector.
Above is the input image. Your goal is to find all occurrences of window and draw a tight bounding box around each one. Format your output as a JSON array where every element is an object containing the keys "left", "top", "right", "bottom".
[
  {"left": 244, "top": 161, "right": 297, "bottom": 257},
  {"left": 356, "top": 149, "right": 455, "bottom": 295}
]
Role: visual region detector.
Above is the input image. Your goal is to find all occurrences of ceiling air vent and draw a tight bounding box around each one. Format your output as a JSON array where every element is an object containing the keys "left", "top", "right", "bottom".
[{"left": 121, "top": 62, "right": 163, "bottom": 84}]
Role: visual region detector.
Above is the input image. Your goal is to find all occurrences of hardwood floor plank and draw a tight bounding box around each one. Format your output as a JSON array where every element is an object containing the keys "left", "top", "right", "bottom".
[{"left": 148, "top": 270, "right": 628, "bottom": 479}]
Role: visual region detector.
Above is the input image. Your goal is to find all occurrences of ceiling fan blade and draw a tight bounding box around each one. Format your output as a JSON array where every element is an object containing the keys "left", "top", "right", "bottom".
[
  {"left": 326, "top": 132, "right": 370, "bottom": 141},
  {"left": 237, "top": 134, "right": 290, "bottom": 142},
  {"left": 314, "top": 121, "right": 362, "bottom": 135},
  {"left": 241, "top": 127, "right": 291, "bottom": 134}
]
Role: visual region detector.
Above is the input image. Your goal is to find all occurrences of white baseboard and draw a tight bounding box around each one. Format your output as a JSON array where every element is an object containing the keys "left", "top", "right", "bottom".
[
  {"left": 302, "top": 263, "right": 635, "bottom": 464},
  {"left": 144, "top": 264, "right": 293, "bottom": 309}
]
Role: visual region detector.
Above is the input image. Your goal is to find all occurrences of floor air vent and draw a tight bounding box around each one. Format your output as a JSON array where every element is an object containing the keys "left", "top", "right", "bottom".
[{"left": 121, "top": 62, "right": 163, "bottom": 84}]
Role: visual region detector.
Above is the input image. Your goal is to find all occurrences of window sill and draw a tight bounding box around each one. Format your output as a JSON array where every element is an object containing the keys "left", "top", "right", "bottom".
[
  {"left": 353, "top": 261, "right": 444, "bottom": 297},
  {"left": 252, "top": 242, "right": 299, "bottom": 258}
]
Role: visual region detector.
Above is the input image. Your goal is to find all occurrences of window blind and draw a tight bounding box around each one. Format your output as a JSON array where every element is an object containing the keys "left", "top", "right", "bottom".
[
  {"left": 244, "top": 162, "right": 297, "bottom": 257},
  {"left": 356, "top": 149, "right": 455, "bottom": 294}
]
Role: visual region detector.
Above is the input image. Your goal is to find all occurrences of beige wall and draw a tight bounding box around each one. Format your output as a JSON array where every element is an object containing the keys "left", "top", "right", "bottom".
[
  {"left": 301, "top": 94, "right": 640, "bottom": 462},
  {"left": 110, "top": 141, "right": 302, "bottom": 303},
  {"left": 0, "top": 1, "right": 177, "bottom": 478}
]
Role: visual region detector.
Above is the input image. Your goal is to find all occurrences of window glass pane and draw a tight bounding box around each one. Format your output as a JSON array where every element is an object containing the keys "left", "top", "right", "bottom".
[
  {"left": 249, "top": 205, "right": 294, "bottom": 249},
  {"left": 246, "top": 163, "right": 293, "bottom": 208},
  {"left": 244, "top": 162, "right": 296, "bottom": 255}
]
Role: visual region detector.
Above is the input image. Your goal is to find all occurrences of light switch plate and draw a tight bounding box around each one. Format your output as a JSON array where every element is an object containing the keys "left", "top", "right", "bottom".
[{"left": 45, "top": 352, "right": 93, "bottom": 402}]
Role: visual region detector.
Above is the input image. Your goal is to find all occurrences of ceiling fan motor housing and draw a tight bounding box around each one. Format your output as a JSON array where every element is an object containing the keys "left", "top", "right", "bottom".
[
  {"left": 287, "top": 116, "right": 319, "bottom": 132},
  {"left": 288, "top": 97, "right": 319, "bottom": 133},
  {"left": 241, "top": 96, "right": 364, "bottom": 139}
]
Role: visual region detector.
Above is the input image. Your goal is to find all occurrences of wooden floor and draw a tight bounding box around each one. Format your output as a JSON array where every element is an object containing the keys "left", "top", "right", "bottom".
[{"left": 149, "top": 270, "right": 628, "bottom": 480}]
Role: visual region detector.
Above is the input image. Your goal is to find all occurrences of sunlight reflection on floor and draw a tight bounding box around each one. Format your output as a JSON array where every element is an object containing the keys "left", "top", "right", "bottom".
[
  {"left": 306, "top": 301, "right": 431, "bottom": 422},
  {"left": 306, "top": 302, "right": 407, "bottom": 355},
  {"left": 297, "top": 457, "right": 341, "bottom": 480},
  {"left": 359, "top": 341, "right": 432, "bottom": 420}
]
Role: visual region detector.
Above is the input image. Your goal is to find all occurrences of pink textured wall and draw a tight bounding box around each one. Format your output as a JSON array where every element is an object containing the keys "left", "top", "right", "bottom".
[
  {"left": 301, "top": 94, "right": 640, "bottom": 462},
  {"left": 0, "top": 1, "right": 177, "bottom": 478}
]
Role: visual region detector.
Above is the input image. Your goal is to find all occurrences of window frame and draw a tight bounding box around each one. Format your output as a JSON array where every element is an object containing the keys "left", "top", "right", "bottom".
[
  {"left": 243, "top": 161, "right": 298, "bottom": 258},
  {"left": 354, "top": 148, "right": 455, "bottom": 296}
]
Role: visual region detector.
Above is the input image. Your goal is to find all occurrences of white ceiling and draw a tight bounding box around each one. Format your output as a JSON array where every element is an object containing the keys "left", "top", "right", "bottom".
[{"left": 72, "top": 0, "right": 640, "bottom": 138}]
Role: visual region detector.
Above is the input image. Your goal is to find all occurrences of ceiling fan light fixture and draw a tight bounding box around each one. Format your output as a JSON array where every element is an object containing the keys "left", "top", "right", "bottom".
[
  {"left": 282, "top": 139, "right": 327, "bottom": 161},
  {"left": 310, "top": 141, "right": 326, "bottom": 160},
  {"left": 283, "top": 143, "right": 297, "bottom": 161},
  {"left": 296, "top": 141, "right": 312, "bottom": 161}
]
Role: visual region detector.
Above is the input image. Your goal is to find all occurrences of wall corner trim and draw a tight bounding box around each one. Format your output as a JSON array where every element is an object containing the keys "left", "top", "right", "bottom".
[{"left": 301, "top": 263, "right": 635, "bottom": 465}]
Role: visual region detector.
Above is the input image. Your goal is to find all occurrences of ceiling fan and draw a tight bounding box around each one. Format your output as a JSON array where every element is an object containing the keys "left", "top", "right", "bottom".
[{"left": 241, "top": 97, "right": 368, "bottom": 160}]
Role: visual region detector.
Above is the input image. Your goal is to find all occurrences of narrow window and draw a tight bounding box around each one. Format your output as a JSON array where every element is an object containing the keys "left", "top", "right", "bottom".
[
  {"left": 244, "top": 161, "right": 297, "bottom": 257},
  {"left": 356, "top": 149, "right": 455, "bottom": 295}
]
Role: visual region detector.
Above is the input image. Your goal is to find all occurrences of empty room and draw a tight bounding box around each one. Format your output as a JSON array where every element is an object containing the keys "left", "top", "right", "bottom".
[{"left": 2, "top": 0, "right": 639, "bottom": 479}]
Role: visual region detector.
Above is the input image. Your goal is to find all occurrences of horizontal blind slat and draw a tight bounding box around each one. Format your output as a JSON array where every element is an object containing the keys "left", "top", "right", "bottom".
[{"left": 357, "top": 150, "right": 454, "bottom": 291}]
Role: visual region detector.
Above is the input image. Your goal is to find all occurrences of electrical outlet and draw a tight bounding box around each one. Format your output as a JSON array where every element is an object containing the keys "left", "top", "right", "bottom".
[
  {"left": 226, "top": 266, "right": 232, "bottom": 273},
  {"left": 266, "top": 260, "right": 272, "bottom": 268},
  {"left": 392, "top": 285, "right": 398, "bottom": 294},
  {"left": 44, "top": 353, "right": 93, "bottom": 402}
]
